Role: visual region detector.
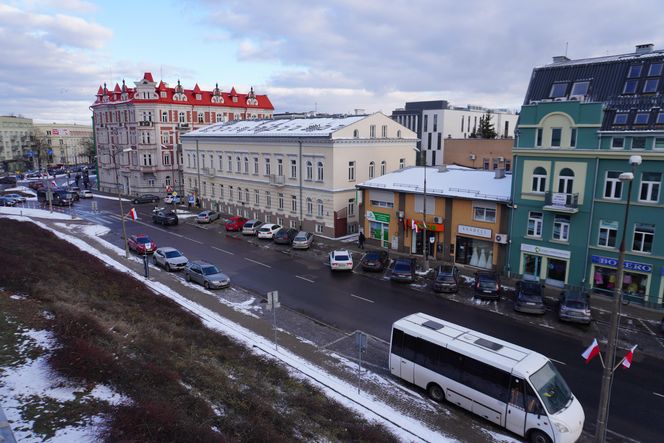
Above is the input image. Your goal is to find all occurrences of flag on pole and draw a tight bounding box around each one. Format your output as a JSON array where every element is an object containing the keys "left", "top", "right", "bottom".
[
  {"left": 581, "top": 338, "right": 600, "bottom": 364},
  {"left": 621, "top": 345, "right": 638, "bottom": 369},
  {"left": 127, "top": 208, "right": 138, "bottom": 221}
]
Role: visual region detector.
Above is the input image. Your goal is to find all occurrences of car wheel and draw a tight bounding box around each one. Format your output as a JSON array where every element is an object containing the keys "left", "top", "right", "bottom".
[
  {"left": 153, "top": 198, "right": 158, "bottom": 203},
  {"left": 528, "top": 430, "right": 552, "bottom": 443},
  {"left": 132, "top": 199, "right": 138, "bottom": 204},
  {"left": 204, "top": 281, "right": 210, "bottom": 289},
  {"left": 185, "top": 273, "right": 191, "bottom": 282},
  {"left": 165, "top": 263, "right": 171, "bottom": 272},
  {"left": 427, "top": 383, "right": 445, "bottom": 402}
]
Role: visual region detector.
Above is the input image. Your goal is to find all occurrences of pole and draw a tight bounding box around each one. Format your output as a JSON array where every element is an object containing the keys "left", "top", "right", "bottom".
[
  {"left": 114, "top": 146, "right": 130, "bottom": 258},
  {"left": 298, "top": 139, "right": 303, "bottom": 230},
  {"left": 195, "top": 139, "right": 201, "bottom": 206},
  {"left": 595, "top": 168, "right": 635, "bottom": 441},
  {"left": 422, "top": 162, "right": 428, "bottom": 270}
]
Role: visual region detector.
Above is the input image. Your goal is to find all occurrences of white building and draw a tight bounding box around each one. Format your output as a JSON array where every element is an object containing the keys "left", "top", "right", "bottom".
[
  {"left": 0, "top": 115, "right": 33, "bottom": 170},
  {"left": 181, "top": 113, "right": 417, "bottom": 237},
  {"left": 33, "top": 123, "right": 93, "bottom": 165}
]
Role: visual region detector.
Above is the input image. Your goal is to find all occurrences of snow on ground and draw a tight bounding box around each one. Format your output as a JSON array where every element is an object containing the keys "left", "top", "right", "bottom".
[
  {"left": 90, "top": 194, "right": 130, "bottom": 201},
  {"left": 0, "top": 207, "right": 77, "bottom": 220}
]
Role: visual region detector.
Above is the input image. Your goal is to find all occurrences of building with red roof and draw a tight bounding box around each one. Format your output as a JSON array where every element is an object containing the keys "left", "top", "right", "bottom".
[{"left": 91, "top": 72, "right": 274, "bottom": 195}]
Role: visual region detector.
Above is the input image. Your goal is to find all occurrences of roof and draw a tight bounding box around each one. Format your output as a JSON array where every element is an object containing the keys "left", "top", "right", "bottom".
[
  {"left": 357, "top": 166, "right": 512, "bottom": 202},
  {"left": 183, "top": 115, "right": 366, "bottom": 138}
]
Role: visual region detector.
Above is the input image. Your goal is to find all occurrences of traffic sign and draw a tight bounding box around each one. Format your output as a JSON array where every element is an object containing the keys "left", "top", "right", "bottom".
[
  {"left": 172, "top": 191, "right": 177, "bottom": 196},
  {"left": 166, "top": 185, "right": 173, "bottom": 193}
]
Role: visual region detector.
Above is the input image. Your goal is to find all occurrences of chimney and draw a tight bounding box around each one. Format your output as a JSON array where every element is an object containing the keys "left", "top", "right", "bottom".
[
  {"left": 494, "top": 168, "right": 506, "bottom": 179},
  {"left": 635, "top": 43, "right": 654, "bottom": 55},
  {"left": 552, "top": 55, "right": 570, "bottom": 64}
]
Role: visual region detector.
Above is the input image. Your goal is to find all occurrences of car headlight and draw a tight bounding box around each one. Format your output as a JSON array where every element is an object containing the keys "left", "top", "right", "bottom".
[{"left": 554, "top": 422, "right": 570, "bottom": 433}]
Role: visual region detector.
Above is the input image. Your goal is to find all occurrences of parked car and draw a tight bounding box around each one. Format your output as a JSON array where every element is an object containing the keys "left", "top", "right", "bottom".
[
  {"left": 196, "top": 210, "right": 220, "bottom": 224},
  {"left": 660, "top": 317, "right": 664, "bottom": 334},
  {"left": 432, "top": 264, "right": 459, "bottom": 293},
  {"left": 242, "top": 219, "right": 264, "bottom": 235},
  {"left": 132, "top": 194, "right": 160, "bottom": 204},
  {"left": 514, "top": 279, "right": 546, "bottom": 314},
  {"left": 152, "top": 210, "right": 179, "bottom": 226},
  {"left": 152, "top": 247, "right": 188, "bottom": 271},
  {"left": 474, "top": 271, "right": 501, "bottom": 300},
  {"left": 2, "top": 193, "right": 26, "bottom": 203},
  {"left": 390, "top": 258, "right": 416, "bottom": 283},
  {"left": 558, "top": 290, "right": 592, "bottom": 324},
  {"left": 329, "top": 250, "right": 353, "bottom": 271},
  {"left": 257, "top": 223, "right": 282, "bottom": 239},
  {"left": 360, "top": 250, "right": 389, "bottom": 272},
  {"left": 224, "top": 216, "right": 248, "bottom": 232},
  {"left": 184, "top": 260, "right": 230, "bottom": 289},
  {"left": 80, "top": 190, "right": 93, "bottom": 198},
  {"left": 0, "top": 176, "right": 17, "bottom": 185},
  {"left": 292, "top": 231, "right": 314, "bottom": 249},
  {"left": 273, "top": 227, "right": 298, "bottom": 245},
  {"left": 127, "top": 234, "right": 157, "bottom": 254},
  {"left": 0, "top": 196, "right": 17, "bottom": 207},
  {"left": 67, "top": 186, "right": 82, "bottom": 201},
  {"left": 164, "top": 194, "right": 182, "bottom": 204}
]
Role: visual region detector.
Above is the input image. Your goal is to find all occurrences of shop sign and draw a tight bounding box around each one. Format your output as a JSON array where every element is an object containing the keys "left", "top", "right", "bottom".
[
  {"left": 407, "top": 219, "right": 444, "bottom": 232},
  {"left": 366, "top": 210, "right": 390, "bottom": 223},
  {"left": 591, "top": 255, "right": 652, "bottom": 273},
  {"left": 457, "top": 224, "right": 492, "bottom": 239},
  {"left": 551, "top": 193, "right": 568, "bottom": 206},
  {"left": 520, "top": 243, "right": 571, "bottom": 259}
]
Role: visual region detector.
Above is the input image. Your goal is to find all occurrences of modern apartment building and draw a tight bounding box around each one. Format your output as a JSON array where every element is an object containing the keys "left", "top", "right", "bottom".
[{"left": 33, "top": 123, "right": 93, "bottom": 165}]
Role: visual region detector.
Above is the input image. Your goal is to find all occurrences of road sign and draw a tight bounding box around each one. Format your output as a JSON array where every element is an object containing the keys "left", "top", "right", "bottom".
[
  {"left": 266, "top": 290, "right": 280, "bottom": 310},
  {"left": 172, "top": 191, "right": 177, "bottom": 196},
  {"left": 355, "top": 331, "right": 367, "bottom": 351},
  {"left": 166, "top": 185, "right": 173, "bottom": 193}
]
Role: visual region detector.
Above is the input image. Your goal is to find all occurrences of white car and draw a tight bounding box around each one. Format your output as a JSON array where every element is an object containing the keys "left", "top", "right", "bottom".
[
  {"left": 329, "top": 250, "right": 353, "bottom": 271},
  {"left": 80, "top": 190, "right": 93, "bottom": 198},
  {"left": 257, "top": 223, "right": 282, "bottom": 239},
  {"left": 152, "top": 247, "right": 189, "bottom": 272},
  {"left": 164, "top": 195, "right": 182, "bottom": 204}
]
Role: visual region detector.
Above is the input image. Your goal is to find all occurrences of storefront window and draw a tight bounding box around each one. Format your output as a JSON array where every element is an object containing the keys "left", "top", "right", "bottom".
[
  {"left": 523, "top": 254, "right": 541, "bottom": 278},
  {"left": 456, "top": 237, "right": 493, "bottom": 269},
  {"left": 547, "top": 258, "right": 567, "bottom": 283},
  {"left": 593, "top": 266, "right": 647, "bottom": 298}
]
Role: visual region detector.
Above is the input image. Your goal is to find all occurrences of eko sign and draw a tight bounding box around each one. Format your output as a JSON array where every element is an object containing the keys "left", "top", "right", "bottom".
[{"left": 591, "top": 255, "right": 652, "bottom": 273}]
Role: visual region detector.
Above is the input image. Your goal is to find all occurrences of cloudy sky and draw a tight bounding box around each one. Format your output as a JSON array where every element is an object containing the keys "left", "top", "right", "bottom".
[{"left": 1, "top": 0, "right": 663, "bottom": 124}]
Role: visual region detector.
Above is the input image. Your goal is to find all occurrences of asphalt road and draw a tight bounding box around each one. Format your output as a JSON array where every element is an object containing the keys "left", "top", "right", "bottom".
[{"left": 60, "top": 195, "right": 664, "bottom": 442}]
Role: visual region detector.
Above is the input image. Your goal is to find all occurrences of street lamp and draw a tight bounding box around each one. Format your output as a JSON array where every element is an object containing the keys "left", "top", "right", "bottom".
[
  {"left": 595, "top": 154, "right": 642, "bottom": 442},
  {"left": 111, "top": 146, "right": 132, "bottom": 258}
]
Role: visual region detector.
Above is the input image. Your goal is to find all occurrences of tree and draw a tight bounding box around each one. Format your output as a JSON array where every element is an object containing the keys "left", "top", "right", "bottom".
[
  {"left": 477, "top": 111, "right": 497, "bottom": 139},
  {"left": 81, "top": 137, "right": 95, "bottom": 164}
]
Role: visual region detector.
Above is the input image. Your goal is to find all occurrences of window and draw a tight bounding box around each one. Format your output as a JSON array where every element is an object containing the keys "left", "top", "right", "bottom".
[
  {"left": 622, "top": 80, "right": 638, "bottom": 94},
  {"left": 306, "top": 198, "right": 313, "bottom": 215},
  {"left": 527, "top": 212, "right": 543, "bottom": 237},
  {"left": 370, "top": 125, "right": 376, "bottom": 138},
  {"left": 532, "top": 167, "right": 547, "bottom": 193},
  {"left": 368, "top": 161, "right": 375, "bottom": 178},
  {"left": 317, "top": 199, "right": 324, "bottom": 217},
  {"left": 657, "top": 113, "right": 664, "bottom": 124},
  {"left": 380, "top": 160, "right": 386, "bottom": 175},
  {"left": 643, "top": 79, "right": 659, "bottom": 93},
  {"left": 549, "top": 83, "right": 567, "bottom": 98},
  {"left": 639, "top": 172, "right": 661, "bottom": 202},
  {"left": 290, "top": 159, "right": 297, "bottom": 178},
  {"left": 317, "top": 162, "right": 324, "bottom": 181},
  {"left": 227, "top": 155, "right": 232, "bottom": 171},
  {"left": 483, "top": 158, "right": 490, "bottom": 170},
  {"left": 353, "top": 129, "right": 359, "bottom": 138},
  {"left": 236, "top": 156, "right": 241, "bottom": 172},
  {"left": 649, "top": 62, "right": 663, "bottom": 76},
  {"left": 348, "top": 198, "right": 355, "bottom": 216},
  {"left": 315, "top": 224, "right": 324, "bottom": 234},
  {"left": 558, "top": 168, "right": 574, "bottom": 194},
  {"left": 253, "top": 157, "right": 259, "bottom": 174},
  {"left": 473, "top": 204, "right": 496, "bottom": 223},
  {"left": 628, "top": 65, "right": 642, "bottom": 78},
  {"left": 553, "top": 215, "right": 570, "bottom": 241},
  {"left": 604, "top": 171, "right": 623, "bottom": 199},
  {"left": 631, "top": 137, "right": 646, "bottom": 150},
  {"left": 598, "top": 220, "right": 618, "bottom": 247},
  {"left": 278, "top": 193, "right": 284, "bottom": 210},
  {"left": 655, "top": 137, "right": 664, "bottom": 149},
  {"left": 551, "top": 128, "right": 562, "bottom": 147},
  {"left": 306, "top": 161, "right": 313, "bottom": 180},
  {"left": 382, "top": 125, "right": 388, "bottom": 138},
  {"left": 612, "top": 137, "right": 625, "bottom": 149},
  {"left": 265, "top": 158, "right": 271, "bottom": 175},
  {"left": 634, "top": 113, "right": 650, "bottom": 125},
  {"left": 536, "top": 128, "right": 543, "bottom": 146},
  {"left": 570, "top": 81, "right": 589, "bottom": 96},
  {"left": 632, "top": 223, "right": 654, "bottom": 253},
  {"left": 399, "top": 158, "right": 405, "bottom": 169},
  {"left": 614, "top": 113, "right": 628, "bottom": 125},
  {"left": 219, "top": 184, "right": 224, "bottom": 199},
  {"left": 229, "top": 186, "right": 233, "bottom": 201},
  {"left": 433, "top": 115, "right": 438, "bottom": 132},
  {"left": 161, "top": 111, "right": 168, "bottom": 122},
  {"left": 397, "top": 130, "right": 402, "bottom": 138},
  {"left": 179, "top": 112, "right": 186, "bottom": 123},
  {"left": 198, "top": 112, "right": 204, "bottom": 123},
  {"left": 424, "top": 115, "right": 428, "bottom": 131},
  {"left": 254, "top": 189, "right": 259, "bottom": 205},
  {"left": 570, "top": 128, "right": 577, "bottom": 147},
  {"left": 216, "top": 113, "right": 223, "bottom": 122},
  {"left": 244, "top": 157, "right": 249, "bottom": 173},
  {"left": 348, "top": 161, "right": 355, "bottom": 181},
  {"left": 291, "top": 195, "right": 297, "bottom": 212},
  {"left": 265, "top": 191, "right": 271, "bottom": 208},
  {"left": 277, "top": 158, "right": 283, "bottom": 176}
]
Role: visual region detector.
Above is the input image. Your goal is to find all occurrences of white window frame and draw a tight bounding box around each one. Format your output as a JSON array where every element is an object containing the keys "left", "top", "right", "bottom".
[
  {"left": 632, "top": 224, "right": 654, "bottom": 253},
  {"left": 473, "top": 203, "right": 496, "bottom": 223},
  {"left": 527, "top": 212, "right": 543, "bottom": 238},
  {"left": 317, "top": 162, "right": 324, "bottom": 181},
  {"left": 604, "top": 171, "right": 623, "bottom": 199},
  {"left": 598, "top": 220, "right": 617, "bottom": 248},
  {"left": 348, "top": 161, "right": 355, "bottom": 181},
  {"left": 552, "top": 215, "right": 570, "bottom": 242},
  {"left": 380, "top": 160, "right": 386, "bottom": 175},
  {"left": 306, "top": 161, "right": 313, "bottom": 180},
  {"left": 290, "top": 159, "right": 297, "bottom": 179},
  {"left": 278, "top": 193, "right": 284, "bottom": 210},
  {"left": 306, "top": 198, "right": 313, "bottom": 215},
  {"left": 531, "top": 167, "right": 546, "bottom": 193},
  {"left": 639, "top": 172, "right": 661, "bottom": 203},
  {"left": 369, "top": 161, "right": 375, "bottom": 178},
  {"left": 317, "top": 200, "right": 324, "bottom": 217}
]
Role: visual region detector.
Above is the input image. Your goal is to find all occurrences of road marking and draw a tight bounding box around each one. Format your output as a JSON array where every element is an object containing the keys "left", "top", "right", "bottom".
[
  {"left": 296, "top": 275, "right": 315, "bottom": 283},
  {"left": 350, "top": 293, "right": 374, "bottom": 303},
  {"left": 183, "top": 236, "right": 203, "bottom": 244},
  {"left": 654, "top": 392, "right": 664, "bottom": 399},
  {"left": 245, "top": 257, "right": 271, "bottom": 268},
  {"left": 549, "top": 358, "right": 566, "bottom": 366},
  {"left": 212, "top": 246, "right": 234, "bottom": 255}
]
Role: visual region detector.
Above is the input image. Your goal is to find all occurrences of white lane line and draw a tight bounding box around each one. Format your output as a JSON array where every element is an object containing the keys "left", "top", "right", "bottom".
[
  {"left": 212, "top": 246, "right": 235, "bottom": 255},
  {"left": 245, "top": 257, "right": 271, "bottom": 268},
  {"left": 654, "top": 392, "right": 664, "bottom": 399},
  {"left": 350, "top": 293, "right": 375, "bottom": 303},
  {"left": 549, "top": 358, "right": 567, "bottom": 366},
  {"left": 296, "top": 275, "right": 315, "bottom": 283},
  {"left": 183, "top": 236, "right": 203, "bottom": 244}
]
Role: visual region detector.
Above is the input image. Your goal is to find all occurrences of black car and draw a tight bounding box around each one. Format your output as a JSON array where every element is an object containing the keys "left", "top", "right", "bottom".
[
  {"left": 273, "top": 227, "right": 298, "bottom": 244},
  {"left": 513, "top": 279, "right": 546, "bottom": 314},
  {"left": 0, "top": 176, "right": 17, "bottom": 185},
  {"left": 432, "top": 264, "right": 459, "bottom": 293},
  {"left": 132, "top": 194, "right": 160, "bottom": 204},
  {"left": 558, "top": 290, "right": 592, "bottom": 324},
  {"left": 360, "top": 250, "right": 389, "bottom": 272},
  {"left": 474, "top": 271, "right": 501, "bottom": 300},
  {"left": 0, "top": 196, "right": 17, "bottom": 206},
  {"left": 152, "top": 210, "right": 179, "bottom": 226},
  {"left": 390, "top": 258, "right": 416, "bottom": 283}
]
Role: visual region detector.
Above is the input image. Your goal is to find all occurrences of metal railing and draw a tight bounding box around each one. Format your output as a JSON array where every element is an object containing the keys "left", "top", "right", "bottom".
[{"left": 544, "top": 191, "right": 579, "bottom": 208}]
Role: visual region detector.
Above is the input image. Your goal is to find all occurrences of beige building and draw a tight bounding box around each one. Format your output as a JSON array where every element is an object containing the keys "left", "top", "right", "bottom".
[
  {"left": 33, "top": 123, "right": 93, "bottom": 165},
  {"left": 0, "top": 115, "right": 34, "bottom": 170},
  {"left": 182, "top": 113, "right": 417, "bottom": 237},
  {"left": 443, "top": 138, "right": 513, "bottom": 171}
]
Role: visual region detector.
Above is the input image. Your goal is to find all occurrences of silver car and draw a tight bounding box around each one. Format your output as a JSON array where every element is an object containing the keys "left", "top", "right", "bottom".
[
  {"left": 152, "top": 247, "right": 189, "bottom": 272},
  {"left": 196, "top": 210, "right": 220, "bottom": 224},
  {"left": 184, "top": 260, "right": 230, "bottom": 289},
  {"left": 292, "top": 231, "right": 314, "bottom": 249},
  {"left": 3, "top": 193, "right": 26, "bottom": 203}
]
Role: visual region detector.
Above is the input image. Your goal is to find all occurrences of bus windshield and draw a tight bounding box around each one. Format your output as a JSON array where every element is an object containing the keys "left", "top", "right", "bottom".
[{"left": 529, "top": 361, "right": 573, "bottom": 414}]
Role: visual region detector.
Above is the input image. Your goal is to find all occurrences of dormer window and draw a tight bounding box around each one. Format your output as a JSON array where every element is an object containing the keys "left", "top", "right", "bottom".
[
  {"left": 648, "top": 62, "right": 663, "bottom": 76},
  {"left": 643, "top": 79, "right": 659, "bottom": 93},
  {"left": 628, "top": 65, "right": 643, "bottom": 78},
  {"left": 634, "top": 112, "right": 650, "bottom": 125},
  {"left": 623, "top": 80, "right": 638, "bottom": 94},
  {"left": 232, "top": 96, "right": 238, "bottom": 103},
  {"left": 570, "top": 81, "right": 590, "bottom": 96},
  {"left": 614, "top": 113, "right": 628, "bottom": 125},
  {"left": 160, "top": 92, "right": 167, "bottom": 98},
  {"left": 549, "top": 83, "right": 567, "bottom": 98},
  {"left": 196, "top": 94, "right": 202, "bottom": 100}
]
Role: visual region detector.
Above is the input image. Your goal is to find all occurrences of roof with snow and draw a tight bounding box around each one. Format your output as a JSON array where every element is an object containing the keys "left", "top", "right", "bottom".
[
  {"left": 358, "top": 166, "right": 512, "bottom": 202},
  {"left": 183, "top": 116, "right": 366, "bottom": 138}
]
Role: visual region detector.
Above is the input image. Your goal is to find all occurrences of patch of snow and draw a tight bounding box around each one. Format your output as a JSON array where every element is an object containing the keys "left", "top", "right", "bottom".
[
  {"left": 88, "top": 385, "right": 129, "bottom": 406},
  {"left": 10, "top": 294, "right": 26, "bottom": 300},
  {"left": 0, "top": 207, "right": 77, "bottom": 220}
]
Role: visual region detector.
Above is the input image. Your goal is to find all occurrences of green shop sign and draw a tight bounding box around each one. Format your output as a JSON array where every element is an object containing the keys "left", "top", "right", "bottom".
[{"left": 366, "top": 211, "right": 390, "bottom": 223}]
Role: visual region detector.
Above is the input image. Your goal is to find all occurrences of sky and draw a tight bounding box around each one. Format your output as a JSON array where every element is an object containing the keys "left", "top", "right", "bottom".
[{"left": 1, "top": 0, "right": 664, "bottom": 125}]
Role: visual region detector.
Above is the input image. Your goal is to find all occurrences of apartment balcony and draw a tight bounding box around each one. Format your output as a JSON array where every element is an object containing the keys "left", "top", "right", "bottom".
[
  {"left": 543, "top": 191, "right": 579, "bottom": 214},
  {"left": 140, "top": 165, "right": 158, "bottom": 173},
  {"left": 177, "top": 123, "right": 190, "bottom": 130},
  {"left": 139, "top": 120, "right": 153, "bottom": 127},
  {"left": 269, "top": 174, "right": 286, "bottom": 187},
  {"left": 201, "top": 167, "right": 216, "bottom": 177}
]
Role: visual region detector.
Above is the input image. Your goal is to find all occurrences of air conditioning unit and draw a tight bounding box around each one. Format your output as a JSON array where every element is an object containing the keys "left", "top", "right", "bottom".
[
  {"left": 540, "top": 99, "right": 553, "bottom": 102},
  {"left": 433, "top": 216, "right": 443, "bottom": 224},
  {"left": 554, "top": 97, "right": 566, "bottom": 102},
  {"left": 495, "top": 233, "right": 508, "bottom": 244},
  {"left": 569, "top": 95, "right": 584, "bottom": 101},
  {"left": 469, "top": 154, "right": 476, "bottom": 160}
]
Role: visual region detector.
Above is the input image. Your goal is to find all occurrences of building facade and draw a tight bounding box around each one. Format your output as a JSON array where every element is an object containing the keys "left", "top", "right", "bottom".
[
  {"left": 91, "top": 72, "right": 274, "bottom": 195},
  {"left": 33, "top": 123, "right": 93, "bottom": 166},
  {"left": 442, "top": 138, "right": 513, "bottom": 170},
  {"left": 509, "top": 44, "right": 664, "bottom": 309},
  {"left": 181, "top": 113, "right": 417, "bottom": 237},
  {"left": 357, "top": 166, "right": 511, "bottom": 270},
  {"left": 391, "top": 101, "right": 518, "bottom": 166},
  {"left": 0, "top": 115, "right": 34, "bottom": 172}
]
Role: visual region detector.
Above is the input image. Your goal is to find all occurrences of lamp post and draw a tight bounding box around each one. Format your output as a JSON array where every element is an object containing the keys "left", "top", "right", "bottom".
[
  {"left": 595, "top": 155, "right": 641, "bottom": 442},
  {"left": 112, "top": 146, "right": 132, "bottom": 258}
]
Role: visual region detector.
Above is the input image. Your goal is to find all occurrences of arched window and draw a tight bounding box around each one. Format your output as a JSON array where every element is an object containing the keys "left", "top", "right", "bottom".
[
  {"left": 306, "top": 161, "right": 313, "bottom": 180},
  {"left": 244, "top": 157, "right": 249, "bottom": 174},
  {"left": 353, "top": 129, "right": 359, "bottom": 138},
  {"left": 380, "top": 160, "right": 386, "bottom": 175},
  {"left": 306, "top": 197, "right": 313, "bottom": 215},
  {"left": 369, "top": 161, "right": 375, "bottom": 179},
  {"left": 317, "top": 162, "right": 324, "bottom": 181},
  {"left": 532, "top": 167, "right": 547, "bottom": 193},
  {"left": 558, "top": 168, "right": 574, "bottom": 194},
  {"left": 236, "top": 156, "right": 241, "bottom": 172},
  {"left": 317, "top": 199, "right": 324, "bottom": 217}
]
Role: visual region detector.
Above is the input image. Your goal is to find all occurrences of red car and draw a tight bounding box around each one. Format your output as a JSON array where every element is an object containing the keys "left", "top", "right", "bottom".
[
  {"left": 127, "top": 234, "right": 157, "bottom": 254},
  {"left": 224, "top": 216, "right": 248, "bottom": 232}
]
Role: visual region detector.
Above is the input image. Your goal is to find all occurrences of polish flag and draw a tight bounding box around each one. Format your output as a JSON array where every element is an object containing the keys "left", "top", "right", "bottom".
[
  {"left": 411, "top": 219, "right": 419, "bottom": 233},
  {"left": 581, "top": 338, "right": 600, "bottom": 364},
  {"left": 127, "top": 208, "right": 138, "bottom": 221},
  {"left": 621, "top": 345, "right": 638, "bottom": 369}
]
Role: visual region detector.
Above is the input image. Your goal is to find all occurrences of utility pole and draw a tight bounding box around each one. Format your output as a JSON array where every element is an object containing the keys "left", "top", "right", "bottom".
[
  {"left": 422, "top": 162, "right": 428, "bottom": 271},
  {"left": 298, "top": 139, "right": 303, "bottom": 230}
]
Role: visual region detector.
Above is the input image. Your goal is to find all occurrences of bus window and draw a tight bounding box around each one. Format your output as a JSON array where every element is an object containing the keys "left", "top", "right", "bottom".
[
  {"left": 525, "top": 383, "right": 545, "bottom": 416},
  {"left": 509, "top": 376, "right": 525, "bottom": 410},
  {"left": 391, "top": 328, "right": 404, "bottom": 356},
  {"left": 529, "top": 361, "right": 573, "bottom": 414}
]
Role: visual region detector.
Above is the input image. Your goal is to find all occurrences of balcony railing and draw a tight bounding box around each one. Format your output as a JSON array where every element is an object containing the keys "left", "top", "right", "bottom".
[
  {"left": 201, "top": 167, "right": 216, "bottom": 177},
  {"left": 269, "top": 174, "right": 286, "bottom": 186},
  {"left": 544, "top": 191, "right": 579, "bottom": 213},
  {"left": 139, "top": 121, "right": 153, "bottom": 127},
  {"left": 177, "top": 123, "right": 190, "bottom": 129}
]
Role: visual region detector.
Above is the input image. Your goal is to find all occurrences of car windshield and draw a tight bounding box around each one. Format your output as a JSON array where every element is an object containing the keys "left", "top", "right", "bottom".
[
  {"left": 198, "top": 212, "right": 209, "bottom": 217},
  {"left": 529, "top": 361, "right": 573, "bottom": 414},
  {"left": 365, "top": 252, "right": 382, "bottom": 260},
  {"left": 394, "top": 262, "right": 411, "bottom": 272},
  {"left": 565, "top": 300, "right": 586, "bottom": 309},
  {"left": 137, "top": 237, "right": 151, "bottom": 244},
  {"left": 436, "top": 273, "right": 455, "bottom": 282},
  {"left": 165, "top": 250, "right": 182, "bottom": 258},
  {"left": 294, "top": 236, "right": 306, "bottom": 241},
  {"left": 478, "top": 275, "right": 496, "bottom": 288},
  {"left": 335, "top": 254, "right": 350, "bottom": 261},
  {"left": 520, "top": 281, "right": 541, "bottom": 295},
  {"left": 202, "top": 265, "right": 220, "bottom": 275}
]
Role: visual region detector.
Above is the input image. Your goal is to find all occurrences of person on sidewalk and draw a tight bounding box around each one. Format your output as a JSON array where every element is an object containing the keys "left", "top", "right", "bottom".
[{"left": 358, "top": 231, "right": 365, "bottom": 250}]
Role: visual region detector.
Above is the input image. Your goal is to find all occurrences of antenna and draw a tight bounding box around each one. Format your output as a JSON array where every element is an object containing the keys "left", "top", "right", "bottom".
[
  {"left": 565, "top": 41, "right": 568, "bottom": 57},
  {"left": 160, "top": 64, "right": 163, "bottom": 81}
]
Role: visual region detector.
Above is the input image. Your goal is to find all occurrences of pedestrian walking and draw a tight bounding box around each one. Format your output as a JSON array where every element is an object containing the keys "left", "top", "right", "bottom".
[{"left": 358, "top": 231, "right": 365, "bottom": 249}]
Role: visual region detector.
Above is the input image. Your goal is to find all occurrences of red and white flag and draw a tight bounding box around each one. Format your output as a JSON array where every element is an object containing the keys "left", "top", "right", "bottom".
[
  {"left": 581, "top": 338, "right": 600, "bottom": 364},
  {"left": 411, "top": 219, "right": 419, "bottom": 233},
  {"left": 621, "top": 345, "right": 638, "bottom": 369},
  {"left": 127, "top": 208, "right": 138, "bottom": 221}
]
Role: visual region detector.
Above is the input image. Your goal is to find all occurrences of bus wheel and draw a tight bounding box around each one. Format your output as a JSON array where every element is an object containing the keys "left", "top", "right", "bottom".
[
  {"left": 528, "top": 430, "right": 552, "bottom": 443},
  {"left": 427, "top": 383, "right": 445, "bottom": 402}
]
